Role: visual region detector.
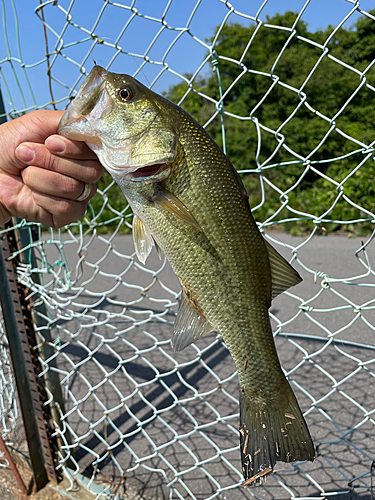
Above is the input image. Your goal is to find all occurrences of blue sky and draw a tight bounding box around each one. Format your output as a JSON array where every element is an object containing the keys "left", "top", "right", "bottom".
[{"left": 1, "top": 0, "right": 374, "bottom": 115}]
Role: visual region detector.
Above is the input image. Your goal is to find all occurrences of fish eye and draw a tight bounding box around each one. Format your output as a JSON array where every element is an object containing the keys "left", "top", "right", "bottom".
[{"left": 117, "top": 85, "right": 135, "bottom": 102}]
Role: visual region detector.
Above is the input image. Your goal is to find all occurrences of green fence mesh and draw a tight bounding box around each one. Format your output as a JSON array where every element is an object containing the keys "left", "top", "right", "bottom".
[{"left": 1, "top": 1, "right": 375, "bottom": 499}]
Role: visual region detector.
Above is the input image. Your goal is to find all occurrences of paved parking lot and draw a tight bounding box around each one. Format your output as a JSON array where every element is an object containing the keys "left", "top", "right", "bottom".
[{"left": 9, "top": 231, "right": 375, "bottom": 499}]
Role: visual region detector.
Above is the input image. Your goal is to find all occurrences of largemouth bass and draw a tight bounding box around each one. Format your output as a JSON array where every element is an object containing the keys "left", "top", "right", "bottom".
[{"left": 58, "top": 65, "right": 315, "bottom": 484}]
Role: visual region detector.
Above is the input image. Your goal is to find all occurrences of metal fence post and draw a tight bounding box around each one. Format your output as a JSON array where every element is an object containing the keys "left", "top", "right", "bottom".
[
  {"left": 0, "top": 87, "right": 58, "bottom": 490},
  {"left": 15, "top": 221, "right": 73, "bottom": 464},
  {"left": 0, "top": 227, "right": 57, "bottom": 490}
]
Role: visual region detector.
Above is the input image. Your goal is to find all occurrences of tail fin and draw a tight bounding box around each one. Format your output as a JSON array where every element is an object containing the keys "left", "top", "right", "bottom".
[{"left": 240, "top": 387, "right": 315, "bottom": 485}]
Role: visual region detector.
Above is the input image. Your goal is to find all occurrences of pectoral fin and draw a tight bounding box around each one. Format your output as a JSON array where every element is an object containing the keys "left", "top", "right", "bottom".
[
  {"left": 154, "top": 240, "right": 162, "bottom": 260},
  {"left": 133, "top": 215, "right": 154, "bottom": 264},
  {"left": 171, "top": 292, "right": 215, "bottom": 351},
  {"left": 152, "top": 188, "right": 202, "bottom": 231},
  {"left": 265, "top": 239, "right": 302, "bottom": 300}
]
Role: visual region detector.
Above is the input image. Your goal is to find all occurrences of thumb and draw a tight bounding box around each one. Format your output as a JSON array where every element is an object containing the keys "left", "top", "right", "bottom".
[{"left": 0, "top": 110, "right": 65, "bottom": 175}]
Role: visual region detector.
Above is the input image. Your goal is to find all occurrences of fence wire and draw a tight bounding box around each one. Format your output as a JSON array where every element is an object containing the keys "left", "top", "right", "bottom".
[
  {"left": 0, "top": 317, "right": 18, "bottom": 469},
  {"left": 1, "top": 1, "right": 375, "bottom": 499}
]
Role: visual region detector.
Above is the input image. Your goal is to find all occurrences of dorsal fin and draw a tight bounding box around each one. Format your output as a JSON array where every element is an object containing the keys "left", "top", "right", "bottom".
[
  {"left": 264, "top": 239, "right": 302, "bottom": 300},
  {"left": 171, "top": 292, "right": 215, "bottom": 351}
]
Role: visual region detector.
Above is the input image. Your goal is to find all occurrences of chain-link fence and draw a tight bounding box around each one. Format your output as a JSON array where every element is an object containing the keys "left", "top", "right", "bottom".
[
  {"left": 1, "top": 1, "right": 375, "bottom": 498},
  {"left": 0, "top": 317, "right": 18, "bottom": 470}
]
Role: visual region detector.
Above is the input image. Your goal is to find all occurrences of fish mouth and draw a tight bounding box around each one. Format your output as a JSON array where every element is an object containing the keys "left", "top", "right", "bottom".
[
  {"left": 58, "top": 110, "right": 93, "bottom": 142},
  {"left": 58, "top": 65, "right": 112, "bottom": 141},
  {"left": 58, "top": 65, "right": 176, "bottom": 180},
  {"left": 126, "top": 162, "right": 170, "bottom": 182},
  {"left": 58, "top": 81, "right": 158, "bottom": 147}
]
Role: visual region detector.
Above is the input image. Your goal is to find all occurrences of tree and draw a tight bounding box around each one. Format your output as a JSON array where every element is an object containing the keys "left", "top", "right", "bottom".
[{"left": 165, "top": 11, "right": 375, "bottom": 234}]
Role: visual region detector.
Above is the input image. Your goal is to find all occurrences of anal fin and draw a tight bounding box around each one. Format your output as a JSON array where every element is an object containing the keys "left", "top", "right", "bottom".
[{"left": 171, "top": 292, "right": 214, "bottom": 351}]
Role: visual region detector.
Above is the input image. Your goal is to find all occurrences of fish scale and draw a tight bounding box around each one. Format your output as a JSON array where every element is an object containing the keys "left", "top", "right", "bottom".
[{"left": 58, "top": 65, "right": 315, "bottom": 484}]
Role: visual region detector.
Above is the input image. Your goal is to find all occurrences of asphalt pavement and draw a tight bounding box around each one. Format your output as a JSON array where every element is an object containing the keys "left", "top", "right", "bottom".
[{"left": 10, "top": 231, "right": 375, "bottom": 499}]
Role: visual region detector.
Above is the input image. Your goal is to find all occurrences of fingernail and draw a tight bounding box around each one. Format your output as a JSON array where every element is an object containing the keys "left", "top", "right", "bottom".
[
  {"left": 45, "top": 136, "right": 65, "bottom": 153},
  {"left": 15, "top": 145, "right": 35, "bottom": 163}
]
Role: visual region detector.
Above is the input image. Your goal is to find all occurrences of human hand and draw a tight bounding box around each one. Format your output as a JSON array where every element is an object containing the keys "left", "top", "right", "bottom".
[{"left": 0, "top": 110, "right": 103, "bottom": 228}]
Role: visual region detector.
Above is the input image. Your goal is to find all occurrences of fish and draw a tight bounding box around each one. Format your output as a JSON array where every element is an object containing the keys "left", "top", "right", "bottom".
[{"left": 58, "top": 65, "right": 315, "bottom": 484}]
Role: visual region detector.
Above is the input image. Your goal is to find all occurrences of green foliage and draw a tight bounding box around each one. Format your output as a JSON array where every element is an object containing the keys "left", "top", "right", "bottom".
[
  {"left": 165, "top": 10, "right": 375, "bottom": 234},
  {"left": 85, "top": 10, "right": 375, "bottom": 235}
]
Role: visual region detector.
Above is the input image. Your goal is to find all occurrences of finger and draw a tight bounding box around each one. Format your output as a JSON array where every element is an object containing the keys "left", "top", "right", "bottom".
[
  {"left": 45, "top": 134, "right": 99, "bottom": 160},
  {"left": 15, "top": 143, "right": 103, "bottom": 183},
  {"left": 32, "top": 192, "right": 92, "bottom": 229},
  {"left": 0, "top": 110, "right": 65, "bottom": 174},
  {"left": 22, "top": 166, "right": 97, "bottom": 201},
  {"left": 0, "top": 168, "right": 95, "bottom": 228},
  {"left": 12, "top": 110, "right": 65, "bottom": 144}
]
